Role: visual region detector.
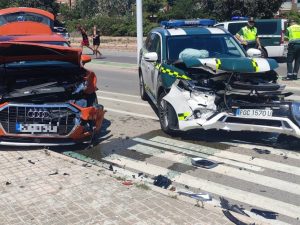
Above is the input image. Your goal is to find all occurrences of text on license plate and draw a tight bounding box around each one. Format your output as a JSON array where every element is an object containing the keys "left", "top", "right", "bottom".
[
  {"left": 16, "top": 123, "right": 58, "bottom": 133},
  {"left": 236, "top": 109, "right": 273, "bottom": 118}
]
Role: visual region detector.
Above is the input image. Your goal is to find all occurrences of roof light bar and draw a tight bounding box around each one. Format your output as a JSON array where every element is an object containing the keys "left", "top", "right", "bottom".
[
  {"left": 231, "top": 16, "right": 249, "bottom": 21},
  {"left": 161, "top": 19, "right": 216, "bottom": 28}
]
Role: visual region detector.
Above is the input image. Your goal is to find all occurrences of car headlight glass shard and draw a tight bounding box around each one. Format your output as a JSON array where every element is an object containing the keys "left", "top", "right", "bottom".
[{"left": 292, "top": 102, "right": 300, "bottom": 126}]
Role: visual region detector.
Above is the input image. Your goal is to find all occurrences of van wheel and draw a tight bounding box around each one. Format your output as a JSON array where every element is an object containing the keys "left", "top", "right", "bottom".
[
  {"left": 139, "top": 72, "right": 148, "bottom": 101},
  {"left": 158, "top": 91, "right": 178, "bottom": 134}
]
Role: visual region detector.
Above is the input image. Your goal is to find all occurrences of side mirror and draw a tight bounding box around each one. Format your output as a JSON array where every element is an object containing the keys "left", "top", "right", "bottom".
[
  {"left": 81, "top": 54, "right": 91, "bottom": 65},
  {"left": 247, "top": 48, "right": 262, "bottom": 58},
  {"left": 143, "top": 52, "right": 158, "bottom": 62}
]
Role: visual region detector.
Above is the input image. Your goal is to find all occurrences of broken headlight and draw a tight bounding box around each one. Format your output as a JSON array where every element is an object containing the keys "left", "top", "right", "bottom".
[{"left": 292, "top": 102, "right": 300, "bottom": 126}]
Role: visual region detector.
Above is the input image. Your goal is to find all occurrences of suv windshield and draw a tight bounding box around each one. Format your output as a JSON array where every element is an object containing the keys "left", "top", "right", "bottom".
[{"left": 167, "top": 34, "right": 245, "bottom": 61}]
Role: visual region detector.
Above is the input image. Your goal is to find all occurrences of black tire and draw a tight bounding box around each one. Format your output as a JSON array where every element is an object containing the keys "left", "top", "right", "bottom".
[
  {"left": 157, "top": 91, "right": 178, "bottom": 134},
  {"left": 139, "top": 71, "right": 148, "bottom": 101},
  {"left": 261, "top": 47, "right": 268, "bottom": 58}
]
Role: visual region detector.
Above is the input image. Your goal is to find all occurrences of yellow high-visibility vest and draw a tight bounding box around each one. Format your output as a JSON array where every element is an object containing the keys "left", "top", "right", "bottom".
[
  {"left": 241, "top": 26, "right": 257, "bottom": 41},
  {"left": 287, "top": 24, "right": 300, "bottom": 41}
]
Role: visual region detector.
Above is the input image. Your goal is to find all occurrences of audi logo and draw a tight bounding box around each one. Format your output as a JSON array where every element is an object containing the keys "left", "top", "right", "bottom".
[{"left": 27, "top": 109, "right": 51, "bottom": 119}]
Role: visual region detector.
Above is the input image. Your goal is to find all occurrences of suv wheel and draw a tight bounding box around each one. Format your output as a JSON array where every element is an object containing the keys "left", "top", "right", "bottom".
[
  {"left": 139, "top": 72, "right": 148, "bottom": 100},
  {"left": 158, "top": 91, "right": 178, "bottom": 134},
  {"left": 261, "top": 47, "right": 268, "bottom": 58}
]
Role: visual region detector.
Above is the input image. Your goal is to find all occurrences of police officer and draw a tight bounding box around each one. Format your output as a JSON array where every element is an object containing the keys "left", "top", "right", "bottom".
[
  {"left": 284, "top": 19, "right": 300, "bottom": 80},
  {"left": 235, "top": 17, "right": 262, "bottom": 51}
]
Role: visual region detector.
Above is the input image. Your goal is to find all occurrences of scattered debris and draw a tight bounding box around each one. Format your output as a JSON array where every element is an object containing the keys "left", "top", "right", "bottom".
[
  {"left": 184, "top": 185, "right": 189, "bottom": 189},
  {"left": 178, "top": 191, "right": 212, "bottom": 202},
  {"left": 283, "top": 155, "right": 288, "bottom": 159},
  {"left": 138, "top": 172, "right": 143, "bottom": 177},
  {"left": 250, "top": 156, "right": 255, "bottom": 160},
  {"left": 49, "top": 170, "right": 59, "bottom": 176},
  {"left": 253, "top": 148, "right": 271, "bottom": 154},
  {"left": 259, "top": 190, "right": 266, "bottom": 193},
  {"left": 169, "top": 186, "right": 176, "bottom": 192},
  {"left": 28, "top": 160, "right": 35, "bottom": 165},
  {"left": 250, "top": 208, "right": 278, "bottom": 219},
  {"left": 220, "top": 197, "right": 249, "bottom": 217},
  {"left": 153, "top": 175, "right": 172, "bottom": 189},
  {"left": 222, "top": 210, "right": 250, "bottom": 225},
  {"left": 17, "top": 157, "right": 23, "bottom": 160},
  {"left": 63, "top": 173, "right": 70, "bottom": 176},
  {"left": 109, "top": 164, "right": 114, "bottom": 171},
  {"left": 5, "top": 181, "right": 11, "bottom": 186},
  {"left": 82, "top": 163, "right": 92, "bottom": 168},
  {"left": 132, "top": 175, "right": 136, "bottom": 179},
  {"left": 19, "top": 186, "right": 25, "bottom": 188},
  {"left": 122, "top": 180, "right": 133, "bottom": 186},
  {"left": 191, "top": 158, "right": 218, "bottom": 169},
  {"left": 44, "top": 150, "right": 51, "bottom": 156}
]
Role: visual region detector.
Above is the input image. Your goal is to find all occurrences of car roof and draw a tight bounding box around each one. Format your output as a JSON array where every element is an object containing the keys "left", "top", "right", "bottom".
[
  {"left": 0, "top": 7, "right": 54, "bottom": 20},
  {"left": 0, "top": 34, "right": 67, "bottom": 43},
  {"left": 151, "top": 26, "right": 229, "bottom": 37},
  {"left": 217, "top": 18, "right": 287, "bottom": 24}
]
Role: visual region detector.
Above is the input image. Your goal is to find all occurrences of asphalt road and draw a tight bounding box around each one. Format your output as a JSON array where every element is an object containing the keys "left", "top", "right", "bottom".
[{"left": 71, "top": 57, "right": 300, "bottom": 225}]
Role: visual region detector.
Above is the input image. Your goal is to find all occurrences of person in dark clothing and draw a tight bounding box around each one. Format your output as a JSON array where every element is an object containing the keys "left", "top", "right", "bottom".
[
  {"left": 92, "top": 26, "right": 102, "bottom": 58},
  {"left": 78, "top": 25, "right": 94, "bottom": 54}
]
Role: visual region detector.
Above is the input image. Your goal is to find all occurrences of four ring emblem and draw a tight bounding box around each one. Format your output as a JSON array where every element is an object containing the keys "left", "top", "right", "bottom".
[{"left": 27, "top": 109, "right": 51, "bottom": 119}]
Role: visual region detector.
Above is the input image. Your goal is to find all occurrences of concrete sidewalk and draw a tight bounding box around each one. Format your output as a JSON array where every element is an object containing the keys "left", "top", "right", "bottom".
[{"left": 0, "top": 148, "right": 243, "bottom": 225}]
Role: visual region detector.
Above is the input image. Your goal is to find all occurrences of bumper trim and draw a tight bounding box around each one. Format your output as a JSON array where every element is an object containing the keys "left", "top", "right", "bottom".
[{"left": 0, "top": 141, "right": 76, "bottom": 146}]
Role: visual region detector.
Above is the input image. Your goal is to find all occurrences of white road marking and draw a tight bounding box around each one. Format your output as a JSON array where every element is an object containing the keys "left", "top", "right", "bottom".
[
  {"left": 222, "top": 142, "right": 300, "bottom": 160},
  {"left": 104, "top": 154, "right": 300, "bottom": 219},
  {"left": 98, "top": 96, "right": 150, "bottom": 107},
  {"left": 129, "top": 144, "right": 300, "bottom": 196},
  {"left": 105, "top": 108, "right": 158, "bottom": 120},
  {"left": 152, "top": 136, "right": 300, "bottom": 176},
  {"left": 97, "top": 90, "right": 140, "bottom": 98},
  {"left": 133, "top": 138, "right": 263, "bottom": 172}
]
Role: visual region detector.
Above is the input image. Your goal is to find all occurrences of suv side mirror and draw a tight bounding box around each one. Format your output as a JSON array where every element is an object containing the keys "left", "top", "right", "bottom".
[
  {"left": 247, "top": 48, "right": 262, "bottom": 58},
  {"left": 143, "top": 52, "right": 158, "bottom": 62},
  {"left": 81, "top": 54, "right": 91, "bottom": 65}
]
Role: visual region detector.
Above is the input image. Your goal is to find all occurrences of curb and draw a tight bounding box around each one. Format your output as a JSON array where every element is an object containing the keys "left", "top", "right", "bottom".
[{"left": 49, "top": 150, "right": 270, "bottom": 225}]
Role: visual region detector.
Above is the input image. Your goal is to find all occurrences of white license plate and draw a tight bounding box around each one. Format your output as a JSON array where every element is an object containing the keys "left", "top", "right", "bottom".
[
  {"left": 236, "top": 109, "right": 273, "bottom": 118},
  {"left": 16, "top": 123, "right": 58, "bottom": 133}
]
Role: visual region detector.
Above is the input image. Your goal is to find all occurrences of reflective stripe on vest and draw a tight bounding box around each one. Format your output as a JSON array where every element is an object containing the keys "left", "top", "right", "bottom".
[
  {"left": 288, "top": 25, "right": 300, "bottom": 41},
  {"left": 242, "top": 26, "right": 257, "bottom": 41}
]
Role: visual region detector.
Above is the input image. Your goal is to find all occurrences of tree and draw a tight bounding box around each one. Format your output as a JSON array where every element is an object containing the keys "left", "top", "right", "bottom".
[
  {"left": 144, "top": 0, "right": 163, "bottom": 18},
  {"left": 201, "top": 0, "right": 285, "bottom": 21}
]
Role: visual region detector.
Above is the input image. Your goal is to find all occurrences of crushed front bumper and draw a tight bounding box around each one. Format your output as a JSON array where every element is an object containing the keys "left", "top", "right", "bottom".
[{"left": 164, "top": 84, "right": 300, "bottom": 138}]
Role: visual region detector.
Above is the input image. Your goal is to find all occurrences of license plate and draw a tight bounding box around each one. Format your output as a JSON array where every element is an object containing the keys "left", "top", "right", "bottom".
[
  {"left": 16, "top": 123, "right": 58, "bottom": 133},
  {"left": 236, "top": 109, "right": 273, "bottom": 118}
]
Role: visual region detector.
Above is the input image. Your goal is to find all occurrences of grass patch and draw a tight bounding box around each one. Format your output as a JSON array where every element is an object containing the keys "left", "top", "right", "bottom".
[{"left": 135, "top": 183, "right": 150, "bottom": 190}]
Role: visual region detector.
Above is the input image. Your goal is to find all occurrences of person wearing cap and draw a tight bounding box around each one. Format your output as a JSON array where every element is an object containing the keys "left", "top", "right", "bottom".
[
  {"left": 284, "top": 19, "right": 300, "bottom": 80},
  {"left": 235, "top": 17, "right": 262, "bottom": 51}
]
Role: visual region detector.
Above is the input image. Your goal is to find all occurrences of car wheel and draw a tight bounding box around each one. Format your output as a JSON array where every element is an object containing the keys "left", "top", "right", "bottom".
[
  {"left": 139, "top": 72, "right": 148, "bottom": 100},
  {"left": 261, "top": 47, "right": 268, "bottom": 58},
  {"left": 158, "top": 91, "right": 178, "bottom": 134}
]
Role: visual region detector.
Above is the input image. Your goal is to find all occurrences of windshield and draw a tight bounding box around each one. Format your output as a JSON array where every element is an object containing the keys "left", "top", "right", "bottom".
[
  {"left": 0, "top": 12, "right": 52, "bottom": 27},
  {"left": 167, "top": 34, "right": 245, "bottom": 61}
]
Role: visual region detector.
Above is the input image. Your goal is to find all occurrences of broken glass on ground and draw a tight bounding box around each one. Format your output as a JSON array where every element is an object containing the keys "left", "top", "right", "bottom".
[
  {"left": 178, "top": 191, "right": 212, "bottom": 202},
  {"left": 191, "top": 157, "right": 218, "bottom": 169}
]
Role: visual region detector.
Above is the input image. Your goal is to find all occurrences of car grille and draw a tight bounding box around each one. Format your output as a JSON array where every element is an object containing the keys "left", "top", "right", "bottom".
[{"left": 0, "top": 105, "right": 78, "bottom": 136}]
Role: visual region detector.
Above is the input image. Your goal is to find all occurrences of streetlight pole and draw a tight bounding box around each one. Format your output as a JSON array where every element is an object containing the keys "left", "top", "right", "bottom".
[{"left": 136, "top": 0, "right": 143, "bottom": 65}]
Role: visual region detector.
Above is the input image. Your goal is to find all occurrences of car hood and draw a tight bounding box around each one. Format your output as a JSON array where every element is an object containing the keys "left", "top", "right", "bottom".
[
  {"left": 181, "top": 57, "right": 279, "bottom": 73},
  {"left": 0, "top": 42, "right": 81, "bottom": 66}
]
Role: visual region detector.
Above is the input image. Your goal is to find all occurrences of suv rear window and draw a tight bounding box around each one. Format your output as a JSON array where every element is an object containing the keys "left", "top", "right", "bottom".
[{"left": 228, "top": 23, "right": 247, "bottom": 35}]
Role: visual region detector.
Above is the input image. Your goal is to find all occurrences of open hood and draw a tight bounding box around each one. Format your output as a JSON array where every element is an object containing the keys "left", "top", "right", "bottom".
[
  {"left": 0, "top": 22, "right": 52, "bottom": 35},
  {"left": 182, "top": 57, "right": 279, "bottom": 73},
  {"left": 0, "top": 42, "right": 81, "bottom": 66}
]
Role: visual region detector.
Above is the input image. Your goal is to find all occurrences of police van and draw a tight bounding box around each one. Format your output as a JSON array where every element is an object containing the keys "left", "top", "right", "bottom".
[{"left": 215, "top": 18, "right": 288, "bottom": 58}]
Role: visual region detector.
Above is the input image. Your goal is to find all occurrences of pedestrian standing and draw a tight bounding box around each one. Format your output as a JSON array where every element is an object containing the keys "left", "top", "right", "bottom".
[
  {"left": 235, "top": 17, "right": 262, "bottom": 51},
  {"left": 92, "top": 26, "right": 102, "bottom": 58},
  {"left": 78, "top": 25, "right": 94, "bottom": 54},
  {"left": 284, "top": 19, "right": 300, "bottom": 80}
]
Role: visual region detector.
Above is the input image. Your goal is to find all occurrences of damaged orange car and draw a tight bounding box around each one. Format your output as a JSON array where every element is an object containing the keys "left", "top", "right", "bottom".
[{"left": 0, "top": 42, "right": 105, "bottom": 146}]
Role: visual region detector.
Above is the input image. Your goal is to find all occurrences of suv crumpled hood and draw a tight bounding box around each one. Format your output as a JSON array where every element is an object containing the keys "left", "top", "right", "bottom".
[
  {"left": 181, "top": 57, "right": 279, "bottom": 73},
  {"left": 0, "top": 42, "right": 81, "bottom": 66}
]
